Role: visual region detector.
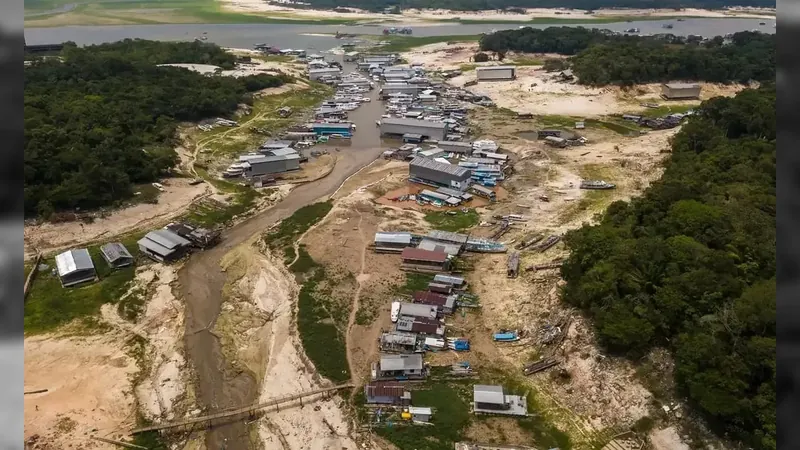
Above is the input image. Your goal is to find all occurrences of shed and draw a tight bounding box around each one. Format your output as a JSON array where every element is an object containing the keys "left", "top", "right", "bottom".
[
  {"left": 308, "top": 67, "right": 341, "bottom": 81},
  {"left": 433, "top": 274, "right": 466, "bottom": 288},
  {"left": 99, "top": 242, "right": 134, "bottom": 269},
  {"left": 403, "top": 133, "right": 424, "bottom": 144},
  {"left": 426, "top": 230, "right": 469, "bottom": 246},
  {"left": 661, "top": 82, "right": 701, "bottom": 99},
  {"left": 435, "top": 140, "right": 473, "bottom": 155},
  {"left": 473, "top": 384, "right": 528, "bottom": 416},
  {"left": 396, "top": 317, "right": 446, "bottom": 336},
  {"left": 417, "top": 239, "right": 462, "bottom": 257},
  {"left": 476, "top": 66, "right": 516, "bottom": 81},
  {"left": 55, "top": 249, "right": 97, "bottom": 287},
  {"left": 400, "top": 247, "right": 450, "bottom": 271},
  {"left": 408, "top": 406, "right": 433, "bottom": 423},
  {"left": 138, "top": 229, "right": 192, "bottom": 263},
  {"left": 374, "top": 232, "right": 413, "bottom": 252},
  {"left": 244, "top": 154, "right": 301, "bottom": 176},
  {"left": 428, "top": 282, "right": 453, "bottom": 294},
  {"left": 375, "top": 353, "right": 425, "bottom": 379}
]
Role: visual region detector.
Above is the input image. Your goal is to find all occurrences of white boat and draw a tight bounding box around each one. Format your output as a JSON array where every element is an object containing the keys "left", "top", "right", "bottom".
[{"left": 391, "top": 302, "right": 400, "bottom": 322}]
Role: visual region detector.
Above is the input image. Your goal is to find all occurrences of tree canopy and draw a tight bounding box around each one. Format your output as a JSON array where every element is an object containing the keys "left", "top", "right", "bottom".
[
  {"left": 560, "top": 85, "right": 775, "bottom": 449},
  {"left": 24, "top": 39, "right": 289, "bottom": 218},
  {"left": 480, "top": 28, "right": 774, "bottom": 85}
]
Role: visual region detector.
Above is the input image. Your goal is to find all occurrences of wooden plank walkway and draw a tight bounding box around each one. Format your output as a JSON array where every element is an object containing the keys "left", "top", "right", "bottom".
[{"left": 130, "top": 384, "right": 354, "bottom": 434}]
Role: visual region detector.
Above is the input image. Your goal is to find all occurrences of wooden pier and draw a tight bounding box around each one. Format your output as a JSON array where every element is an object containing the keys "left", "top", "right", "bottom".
[{"left": 130, "top": 383, "right": 354, "bottom": 435}]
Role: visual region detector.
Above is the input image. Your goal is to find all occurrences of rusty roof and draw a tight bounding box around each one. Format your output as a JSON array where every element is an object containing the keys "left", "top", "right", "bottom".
[
  {"left": 412, "top": 291, "right": 448, "bottom": 306},
  {"left": 365, "top": 382, "right": 408, "bottom": 398},
  {"left": 401, "top": 247, "right": 448, "bottom": 263}
]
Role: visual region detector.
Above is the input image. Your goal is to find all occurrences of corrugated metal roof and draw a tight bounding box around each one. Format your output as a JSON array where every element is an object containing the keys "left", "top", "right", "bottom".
[
  {"left": 417, "top": 239, "right": 461, "bottom": 256},
  {"left": 382, "top": 117, "right": 447, "bottom": 130},
  {"left": 476, "top": 65, "right": 516, "bottom": 71},
  {"left": 410, "top": 157, "right": 470, "bottom": 177},
  {"left": 471, "top": 185, "right": 495, "bottom": 195},
  {"left": 474, "top": 384, "right": 505, "bottom": 404},
  {"left": 426, "top": 230, "right": 469, "bottom": 245},
  {"left": 399, "top": 302, "right": 438, "bottom": 319},
  {"left": 381, "top": 331, "right": 418, "bottom": 345},
  {"left": 55, "top": 248, "right": 94, "bottom": 276},
  {"left": 433, "top": 274, "right": 465, "bottom": 286},
  {"left": 309, "top": 67, "right": 341, "bottom": 73},
  {"left": 664, "top": 82, "right": 700, "bottom": 89},
  {"left": 380, "top": 353, "right": 423, "bottom": 371},
  {"left": 147, "top": 229, "right": 191, "bottom": 249},
  {"left": 412, "top": 291, "right": 448, "bottom": 306},
  {"left": 419, "top": 190, "right": 450, "bottom": 202},
  {"left": 267, "top": 147, "right": 299, "bottom": 157},
  {"left": 365, "top": 382, "right": 408, "bottom": 398},
  {"left": 401, "top": 247, "right": 448, "bottom": 263},
  {"left": 100, "top": 242, "right": 133, "bottom": 263},
  {"left": 375, "top": 232, "right": 412, "bottom": 245}
]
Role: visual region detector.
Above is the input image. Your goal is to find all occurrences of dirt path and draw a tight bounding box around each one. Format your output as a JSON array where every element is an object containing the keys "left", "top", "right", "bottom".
[{"left": 345, "top": 212, "right": 368, "bottom": 389}]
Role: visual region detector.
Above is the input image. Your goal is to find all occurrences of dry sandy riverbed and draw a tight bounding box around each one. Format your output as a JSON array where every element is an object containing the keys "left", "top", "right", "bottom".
[
  {"left": 24, "top": 264, "right": 189, "bottom": 449},
  {"left": 218, "top": 0, "right": 774, "bottom": 21}
]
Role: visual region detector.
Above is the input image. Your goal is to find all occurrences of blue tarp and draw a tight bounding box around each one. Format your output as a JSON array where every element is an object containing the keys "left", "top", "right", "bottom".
[{"left": 493, "top": 332, "right": 517, "bottom": 341}]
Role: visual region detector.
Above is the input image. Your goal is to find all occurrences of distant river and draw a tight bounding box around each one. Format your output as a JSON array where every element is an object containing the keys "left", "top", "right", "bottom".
[{"left": 25, "top": 17, "right": 773, "bottom": 50}]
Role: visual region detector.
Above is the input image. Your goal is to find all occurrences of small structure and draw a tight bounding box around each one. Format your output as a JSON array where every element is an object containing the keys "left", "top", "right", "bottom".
[
  {"left": 242, "top": 154, "right": 301, "bottom": 177},
  {"left": 99, "top": 242, "right": 134, "bottom": 269},
  {"left": 308, "top": 67, "right": 341, "bottom": 81},
  {"left": 374, "top": 353, "right": 426, "bottom": 380},
  {"left": 470, "top": 184, "right": 496, "bottom": 201},
  {"left": 434, "top": 140, "right": 473, "bottom": 156},
  {"left": 507, "top": 252, "right": 520, "bottom": 278},
  {"left": 374, "top": 232, "right": 414, "bottom": 253},
  {"left": 473, "top": 384, "right": 528, "bottom": 416},
  {"left": 400, "top": 247, "right": 451, "bottom": 272},
  {"left": 661, "top": 82, "right": 701, "bottom": 100},
  {"left": 402, "top": 133, "right": 424, "bottom": 144},
  {"left": 575, "top": 121, "right": 585, "bottom": 129},
  {"left": 476, "top": 66, "right": 517, "bottom": 81},
  {"left": 380, "top": 331, "right": 421, "bottom": 353},
  {"left": 55, "top": 249, "right": 97, "bottom": 287},
  {"left": 138, "top": 229, "right": 192, "bottom": 263},
  {"left": 408, "top": 406, "right": 433, "bottom": 423},
  {"left": 364, "top": 382, "right": 411, "bottom": 405},
  {"left": 427, "top": 282, "right": 453, "bottom": 295},
  {"left": 310, "top": 122, "right": 353, "bottom": 136},
  {"left": 544, "top": 136, "right": 567, "bottom": 148}
]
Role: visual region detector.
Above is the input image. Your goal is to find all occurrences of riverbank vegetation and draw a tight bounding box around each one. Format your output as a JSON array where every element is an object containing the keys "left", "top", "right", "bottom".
[
  {"left": 24, "top": 39, "right": 290, "bottom": 218},
  {"left": 480, "top": 28, "right": 774, "bottom": 85},
  {"left": 560, "top": 85, "right": 775, "bottom": 449}
]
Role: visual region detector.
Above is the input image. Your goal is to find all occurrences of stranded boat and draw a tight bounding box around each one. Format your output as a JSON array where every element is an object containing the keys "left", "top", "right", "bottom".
[
  {"left": 391, "top": 301, "right": 400, "bottom": 322},
  {"left": 580, "top": 180, "right": 616, "bottom": 190}
]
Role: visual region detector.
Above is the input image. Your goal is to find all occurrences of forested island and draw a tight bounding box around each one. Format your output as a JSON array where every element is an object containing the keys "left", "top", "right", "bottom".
[
  {"left": 24, "top": 40, "right": 289, "bottom": 218},
  {"left": 300, "top": 0, "right": 774, "bottom": 12},
  {"left": 479, "top": 27, "right": 775, "bottom": 85},
  {"left": 561, "top": 85, "right": 775, "bottom": 450}
]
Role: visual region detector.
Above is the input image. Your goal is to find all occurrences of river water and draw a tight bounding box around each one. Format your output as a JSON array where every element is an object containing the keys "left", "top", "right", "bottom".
[{"left": 25, "top": 17, "right": 773, "bottom": 50}]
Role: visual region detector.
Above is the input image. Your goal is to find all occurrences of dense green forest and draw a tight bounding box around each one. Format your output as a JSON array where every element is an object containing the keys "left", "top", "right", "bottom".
[
  {"left": 302, "top": 0, "right": 773, "bottom": 12},
  {"left": 480, "top": 28, "right": 775, "bottom": 85},
  {"left": 560, "top": 85, "right": 775, "bottom": 449},
  {"left": 24, "top": 40, "right": 289, "bottom": 218}
]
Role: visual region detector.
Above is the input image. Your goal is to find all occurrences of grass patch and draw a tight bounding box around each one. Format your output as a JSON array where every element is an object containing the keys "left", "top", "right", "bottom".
[
  {"left": 117, "top": 285, "right": 148, "bottom": 322},
  {"left": 459, "top": 63, "right": 478, "bottom": 72},
  {"left": 253, "top": 54, "right": 296, "bottom": 63},
  {"left": 24, "top": 234, "right": 143, "bottom": 335},
  {"left": 297, "top": 263, "right": 350, "bottom": 383},
  {"left": 264, "top": 201, "right": 333, "bottom": 252},
  {"left": 185, "top": 171, "right": 259, "bottom": 227},
  {"left": 367, "top": 34, "right": 482, "bottom": 53},
  {"left": 393, "top": 272, "right": 434, "bottom": 295},
  {"left": 424, "top": 209, "right": 480, "bottom": 232},
  {"left": 376, "top": 382, "right": 472, "bottom": 450},
  {"left": 510, "top": 56, "right": 544, "bottom": 66},
  {"left": 195, "top": 83, "right": 331, "bottom": 158},
  {"left": 288, "top": 244, "right": 318, "bottom": 274},
  {"left": 127, "top": 183, "right": 162, "bottom": 206},
  {"left": 631, "top": 102, "right": 697, "bottom": 118}
]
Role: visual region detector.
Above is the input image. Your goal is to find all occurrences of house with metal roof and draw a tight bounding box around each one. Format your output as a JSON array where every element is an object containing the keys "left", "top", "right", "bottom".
[
  {"left": 412, "top": 291, "right": 457, "bottom": 314},
  {"left": 408, "top": 406, "right": 433, "bottom": 423},
  {"left": 364, "top": 381, "right": 411, "bottom": 405},
  {"left": 55, "top": 248, "right": 97, "bottom": 287},
  {"left": 400, "top": 247, "right": 451, "bottom": 272},
  {"left": 99, "top": 242, "right": 134, "bottom": 269},
  {"left": 374, "top": 353, "right": 426, "bottom": 380},
  {"left": 381, "top": 118, "right": 448, "bottom": 141},
  {"left": 380, "top": 331, "right": 421, "bottom": 353},
  {"left": 433, "top": 274, "right": 466, "bottom": 288},
  {"left": 473, "top": 384, "right": 528, "bottom": 416},
  {"left": 243, "top": 154, "right": 301, "bottom": 177},
  {"left": 476, "top": 66, "right": 517, "bottom": 81},
  {"left": 416, "top": 239, "right": 462, "bottom": 257},
  {"left": 138, "top": 229, "right": 192, "bottom": 263},
  {"left": 409, "top": 157, "right": 472, "bottom": 191},
  {"left": 398, "top": 302, "right": 438, "bottom": 320},
  {"left": 374, "top": 231, "right": 414, "bottom": 253},
  {"left": 661, "top": 82, "right": 701, "bottom": 99},
  {"left": 395, "top": 316, "right": 446, "bottom": 336},
  {"left": 308, "top": 67, "right": 341, "bottom": 81}
]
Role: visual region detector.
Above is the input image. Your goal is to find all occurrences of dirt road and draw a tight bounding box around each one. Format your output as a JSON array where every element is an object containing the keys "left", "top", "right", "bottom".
[{"left": 180, "top": 73, "right": 387, "bottom": 449}]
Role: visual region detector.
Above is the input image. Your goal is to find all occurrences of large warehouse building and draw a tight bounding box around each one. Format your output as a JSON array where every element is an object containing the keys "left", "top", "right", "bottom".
[
  {"left": 476, "top": 66, "right": 517, "bottom": 81},
  {"left": 243, "top": 154, "right": 301, "bottom": 177},
  {"left": 381, "top": 118, "right": 448, "bottom": 141},
  {"left": 661, "top": 82, "right": 701, "bottom": 99},
  {"left": 409, "top": 157, "right": 472, "bottom": 191}
]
